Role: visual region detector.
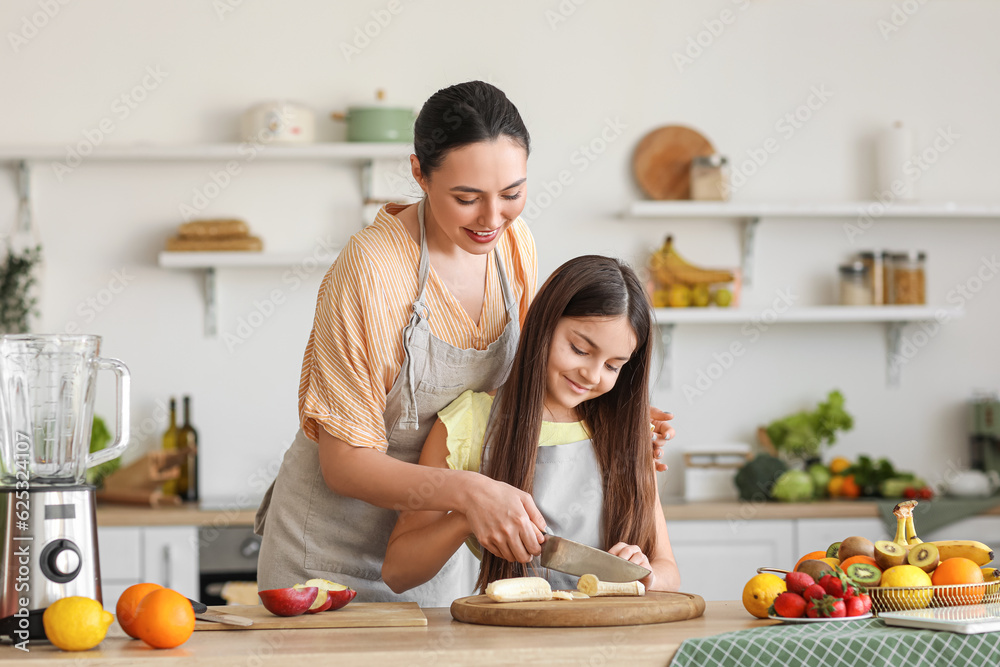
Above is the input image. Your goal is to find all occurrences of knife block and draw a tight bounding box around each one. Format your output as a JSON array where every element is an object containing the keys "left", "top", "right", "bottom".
[{"left": 97, "top": 448, "right": 191, "bottom": 507}]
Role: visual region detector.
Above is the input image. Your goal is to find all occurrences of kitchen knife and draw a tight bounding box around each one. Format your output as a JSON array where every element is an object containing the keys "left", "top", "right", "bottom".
[
  {"left": 188, "top": 598, "right": 254, "bottom": 627},
  {"left": 540, "top": 533, "right": 651, "bottom": 583}
]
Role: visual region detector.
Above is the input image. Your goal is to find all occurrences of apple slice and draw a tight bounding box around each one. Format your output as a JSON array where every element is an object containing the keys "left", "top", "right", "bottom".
[
  {"left": 258, "top": 586, "right": 318, "bottom": 617},
  {"left": 304, "top": 578, "right": 358, "bottom": 611},
  {"left": 294, "top": 583, "right": 332, "bottom": 613}
]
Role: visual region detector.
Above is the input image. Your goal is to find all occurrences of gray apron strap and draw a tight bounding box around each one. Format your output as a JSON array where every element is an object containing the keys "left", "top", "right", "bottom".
[{"left": 397, "top": 198, "right": 433, "bottom": 430}]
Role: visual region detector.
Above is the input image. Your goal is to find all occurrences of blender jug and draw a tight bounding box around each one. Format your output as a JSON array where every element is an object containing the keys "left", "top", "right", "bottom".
[{"left": 0, "top": 335, "right": 129, "bottom": 485}]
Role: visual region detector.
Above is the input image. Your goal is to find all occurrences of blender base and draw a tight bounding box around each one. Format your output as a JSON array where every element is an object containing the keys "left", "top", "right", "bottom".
[{"left": 0, "top": 608, "right": 47, "bottom": 643}]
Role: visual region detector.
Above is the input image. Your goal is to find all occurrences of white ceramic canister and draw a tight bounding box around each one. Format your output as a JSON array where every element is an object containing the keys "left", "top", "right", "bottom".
[{"left": 241, "top": 101, "right": 316, "bottom": 144}]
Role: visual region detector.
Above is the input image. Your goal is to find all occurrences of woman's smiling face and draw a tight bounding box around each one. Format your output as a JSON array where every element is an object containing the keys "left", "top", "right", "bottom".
[
  {"left": 543, "top": 315, "right": 637, "bottom": 422},
  {"left": 413, "top": 137, "right": 528, "bottom": 255}
]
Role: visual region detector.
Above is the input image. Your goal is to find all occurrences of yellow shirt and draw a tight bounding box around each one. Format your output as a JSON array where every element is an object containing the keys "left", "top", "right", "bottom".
[
  {"left": 438, "top": 390, "right": 590, "bottom": 472},
  {"left": 298, "top": 204, "right": 537, "bottom": 452}
]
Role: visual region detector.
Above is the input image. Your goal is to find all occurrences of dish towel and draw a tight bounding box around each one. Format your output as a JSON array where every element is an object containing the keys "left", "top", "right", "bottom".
[{"left": 671, "top": 618, "right": 1000, "bottom": 667}]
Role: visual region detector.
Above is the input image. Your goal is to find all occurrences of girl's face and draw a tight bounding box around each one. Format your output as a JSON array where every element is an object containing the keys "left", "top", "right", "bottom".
[
  {"left": 412, "top": 137, "right": 528, "bottom": 255},
  {"left": 544, "top": 315, "right": 637, "bottom": 421}
]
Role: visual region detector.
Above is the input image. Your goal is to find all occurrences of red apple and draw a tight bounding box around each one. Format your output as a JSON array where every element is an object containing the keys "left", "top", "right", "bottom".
[
  {"left": 304, "top": 578, "right": 357, "bottom": 611},
  {"left": 258, "top": 586, "right": 318, "bottom": 616},
  {"left": 294, "top": 584, "right": 333, "bottom": 614}
]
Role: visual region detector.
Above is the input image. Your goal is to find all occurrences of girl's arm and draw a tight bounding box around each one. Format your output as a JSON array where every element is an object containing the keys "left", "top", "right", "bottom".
[
  {"left": 608, "top": 475, "right": 681, "bottom": 592},
  {"left": 381, "top": 418, "right": 476, "bottom": 594}
]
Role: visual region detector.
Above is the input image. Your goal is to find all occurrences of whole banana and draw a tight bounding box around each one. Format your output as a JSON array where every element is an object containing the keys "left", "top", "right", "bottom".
[{"left": 926, "top": 540, "right": 995, "bottom": 567}]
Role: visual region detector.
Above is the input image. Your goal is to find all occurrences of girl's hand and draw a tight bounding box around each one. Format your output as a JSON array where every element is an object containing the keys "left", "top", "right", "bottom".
[
  {"left": 464, "top": 475, "right": 546, "bottom": 564},
  {"left": 649, "top": 406, "right": 675, "bottom": 473},
  {"left": 609, "top": 542, "right": 655, "bottom": 590}
]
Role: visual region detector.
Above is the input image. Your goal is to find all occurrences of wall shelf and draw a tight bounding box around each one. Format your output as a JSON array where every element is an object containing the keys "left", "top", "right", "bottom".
[
  {"left": 0, "top": 142, "right": 412, "bottom": 163},
  {"left": 654, "top": 306, "right": 964, "bottom": 390},
  {"left": 157, "top": 251, "right": 340, "bottom": 337}
]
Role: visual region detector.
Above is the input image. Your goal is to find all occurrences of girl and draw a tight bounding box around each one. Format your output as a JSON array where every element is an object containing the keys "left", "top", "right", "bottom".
[{"left": 383, "top": 256, "right": 681, "bottom": 594}]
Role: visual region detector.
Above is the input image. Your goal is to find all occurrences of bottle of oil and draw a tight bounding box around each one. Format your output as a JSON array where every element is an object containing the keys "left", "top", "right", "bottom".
[
  {"left": 162, "top": 397, "right": 180, "bottom": 496},
  {"left": 178, "top": 395, "right": 199, "bottom": 502}
]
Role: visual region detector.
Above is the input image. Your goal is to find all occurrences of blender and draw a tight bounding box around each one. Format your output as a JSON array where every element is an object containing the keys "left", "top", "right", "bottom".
[{"left": 0, "top": 335, "right": 129, "bottom": 642}]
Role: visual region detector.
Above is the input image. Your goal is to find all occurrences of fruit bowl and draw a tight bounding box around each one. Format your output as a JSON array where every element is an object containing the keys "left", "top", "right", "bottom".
[{"left": 868, "top": 583, "right": 1000, "bottom": 614}]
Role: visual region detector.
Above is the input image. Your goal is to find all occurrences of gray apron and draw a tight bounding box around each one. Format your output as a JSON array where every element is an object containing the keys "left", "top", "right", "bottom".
[
  {"left": 255, "top": 199, "right": 520, "bottom": 607},
  {"left": 480, "top": 405, "right": 606, "bottom": 591}
]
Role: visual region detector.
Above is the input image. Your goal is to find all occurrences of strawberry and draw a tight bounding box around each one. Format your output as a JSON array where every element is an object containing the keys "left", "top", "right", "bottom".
[
  {"left": 806, "top": 594, "right": 847, "bottom": 618},
  {"left": 772, "top": 592, "right": 807, "bottom": 618},
  {"left": 785, "top": 571, "right": 815, "bottom": 595},
  {"left": 828, "top": 597, "right": 847, "bottom": 618},
  {"left": 819, "top": 572, "right": 850, "bottom": 598},
  {"left": 857, "top": 593, "right": 872, "bottom": 614},
  {"left": 845, "top": 596, "right": 866, "bottom": 617},
  {"left": 803, "top": 583, "right": 826, "bottom": 602}
]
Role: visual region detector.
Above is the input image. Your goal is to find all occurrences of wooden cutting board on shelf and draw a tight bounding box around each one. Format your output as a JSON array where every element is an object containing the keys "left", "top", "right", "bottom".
[
  {"left": 193, "top": 602, "right": 426, "bottom": 631},
  {"left": 450, "top": 591, "right": 705, "bottom": 628},
  {"left": 632, "top": 125, "right": 715, "bottom": 200}
]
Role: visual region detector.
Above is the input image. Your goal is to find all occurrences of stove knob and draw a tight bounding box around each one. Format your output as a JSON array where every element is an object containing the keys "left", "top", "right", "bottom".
[
  {"left": 40, "top": 539, "right": 83, "bottom": 583},
  {"left": 239, "top": 536, "right": 261, "bottom": 559}
]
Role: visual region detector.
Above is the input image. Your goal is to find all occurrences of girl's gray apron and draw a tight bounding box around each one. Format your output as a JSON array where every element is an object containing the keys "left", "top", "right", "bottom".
[
  {"left": 480, "top": 405, "right": 606, "bottom": 591},
  {"left": 255, "top": 199, "right": 520, "bottom": 607}
]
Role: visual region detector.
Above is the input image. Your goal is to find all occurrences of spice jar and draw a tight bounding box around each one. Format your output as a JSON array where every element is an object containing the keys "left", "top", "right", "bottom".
[
  {"left": 857, "top": 251, "right": 885, "bottom": 305},
  {"left": 690, "top": 155, "right": 729, "bottom": 201},
  {"left": 889, "top": 251, "right": 926, "bottom": 305},
  {"left": 839, "top": 261, "right": 872, "bottom": 306}
]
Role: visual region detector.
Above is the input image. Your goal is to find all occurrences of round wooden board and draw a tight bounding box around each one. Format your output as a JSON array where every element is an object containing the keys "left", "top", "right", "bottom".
[
  {"left": 450, "top": 591, "right": 706, "bottom": 628},
  {"left": 633, "top": 125, "right": 715, "bottom": 200}
]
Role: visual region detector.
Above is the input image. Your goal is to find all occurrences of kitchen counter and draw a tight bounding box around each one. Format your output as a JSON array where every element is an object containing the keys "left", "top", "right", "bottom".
[
  {"left": 0, "top": 600, "right": 760, "bottom": 666},
  {"left": 96, "top": 500, "right": 1000, "bottom": 527}
]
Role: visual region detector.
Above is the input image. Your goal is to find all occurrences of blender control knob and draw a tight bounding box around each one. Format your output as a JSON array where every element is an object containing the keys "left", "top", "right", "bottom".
[{"left": 40, "top": 539, "right": 83, "bottom": 583}]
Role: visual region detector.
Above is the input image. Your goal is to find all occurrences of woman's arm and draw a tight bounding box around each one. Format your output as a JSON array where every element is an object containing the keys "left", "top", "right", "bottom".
[
  {"left": 318, "top": 427, "right": 545, "bottom": 565},
  {"left": 608, "top": 476, "right": 680, "bottom": 592},
  {"left": 381, "top": 419, "right": 475, "bottom": 593}
]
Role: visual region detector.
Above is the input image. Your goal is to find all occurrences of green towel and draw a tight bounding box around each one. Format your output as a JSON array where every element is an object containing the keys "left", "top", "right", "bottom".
[
  {"left": 876, "top": 496, "right": 1000, "bottom": 537},
  {"left": 671, "top": 619, "right": 1000, "bottom": 667}
]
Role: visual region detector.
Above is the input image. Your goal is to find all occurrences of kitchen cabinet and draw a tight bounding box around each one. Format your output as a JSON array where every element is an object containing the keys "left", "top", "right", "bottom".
[
  {"left": 793, "top": 517, "right": 888, "bottom": 556},
  {"left": 97, "top": 526, "right": 199, "bottom": 612}
]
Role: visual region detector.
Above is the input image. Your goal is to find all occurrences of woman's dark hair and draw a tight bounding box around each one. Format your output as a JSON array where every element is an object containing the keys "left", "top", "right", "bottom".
[
  {"left": 414, "top": 81, "right": 530, "bottom": 178},
  {"left": 475, "top": 255, "right": 656, "bottom": 593}
]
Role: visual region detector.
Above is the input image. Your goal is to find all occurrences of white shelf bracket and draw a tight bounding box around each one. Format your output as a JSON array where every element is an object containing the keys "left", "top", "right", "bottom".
[
  {"left": 203, "top": 267, "right": 218, "bottom": 337},
  {"left": 886, "top": 321, "right": 905, "bottom": 388},
  {"left": 656, "top": 323, "right": 676, "bottom": 390},
  {"left": 741, "top": 216, "right": 760, "bottom": 286},
  {"left": 17, "top": 160, "right": 34, "bottom": 238}
]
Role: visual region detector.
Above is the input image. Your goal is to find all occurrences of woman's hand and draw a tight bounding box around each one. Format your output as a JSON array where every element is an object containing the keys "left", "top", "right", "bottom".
[
  {"left": 463, "top": 474, "right": 547, "bottom": 564},
  {"left": 649, "top": 406, "right": 675, "bottom": 473},
  {"left": 608, "top": 542, "right": 655, "bottom": 590}
]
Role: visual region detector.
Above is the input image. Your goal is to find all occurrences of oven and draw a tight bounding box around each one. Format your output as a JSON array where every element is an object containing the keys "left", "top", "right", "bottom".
[{"left": 198, "top": 526, "right": 260, "bottom": 606}]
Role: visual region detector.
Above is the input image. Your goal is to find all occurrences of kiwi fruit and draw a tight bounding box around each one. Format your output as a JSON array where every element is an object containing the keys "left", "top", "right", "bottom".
[
  {"left": 826, "top": 542, "right": 841, "bottom": 559},
  {"left": 907, "top": 542, "right": 940, "bottom": 573},
  {"left": 838, "top": 536, "right": 875, "bottom": 561},
  {"left": 846, "top": 562, "right": 882, "bottom": 587},
  {"left": 798, "top": 559, "right": 835, "bottom": 581},
  {"left": 874, "top": 540, "right": 908, "bottom": 570}
]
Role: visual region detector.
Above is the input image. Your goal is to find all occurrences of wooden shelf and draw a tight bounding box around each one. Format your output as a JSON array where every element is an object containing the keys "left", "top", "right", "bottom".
[
  {"left": 0, "top": 142, "right": 412, "bottom": 163},
  {"left": 629, "top": 201, "right": 1000, "bottom": 219}
]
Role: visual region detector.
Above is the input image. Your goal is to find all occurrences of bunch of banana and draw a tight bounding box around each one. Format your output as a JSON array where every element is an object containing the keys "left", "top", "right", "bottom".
[
  {"left": 881, "top": 500, "right": 995, "bottom": 567},
  {"left": 648, "top": 236, "right": 735, "bottom": 288}
]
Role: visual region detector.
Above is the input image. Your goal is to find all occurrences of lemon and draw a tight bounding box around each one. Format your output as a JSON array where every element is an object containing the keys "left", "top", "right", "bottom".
[
  {"left": 880, "top": 565, "right": 933, "bottom": 610},
  {"left": 742, "top": 573, "right": 785, "bottom": 619},
  {"left": 43, "top": 596, "right": 114, "bottom": 651}
]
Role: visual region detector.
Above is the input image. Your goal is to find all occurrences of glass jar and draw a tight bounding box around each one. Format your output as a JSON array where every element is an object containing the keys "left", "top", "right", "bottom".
[
  {"left": 857, "top": 251, "right": 884, "bottom": 305},
  {"left": 889, "top": 251, "right": 926, "bottom": 305},
  {"left": 839, "top": 261, "right": 872, "bottom": 306},
  {"left": 690, "top": 155, "right": 729, "bottom": 201}
]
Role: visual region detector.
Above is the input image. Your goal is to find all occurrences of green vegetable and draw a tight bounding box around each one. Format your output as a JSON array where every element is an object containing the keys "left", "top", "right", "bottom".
[
  {"left": 772, "top": 470, "right": 815, "bottom": 502},
  {"left": 807, "top": 463, "right": 832, "bottom": 498},
  {"left": 0, "top": 245, "right": 41, "bottom": 334},
  {"left": 879, "top": 476, "right": 922, "bottom": 498},
  {"left": 765, "top": 390, "right": 853, "bottom": 462},
  {"left": 734, "top": 454, "right": 789, "bottom": 502},
  {"left": 85, "top": 416, "right": 120, "bottom": 487}
]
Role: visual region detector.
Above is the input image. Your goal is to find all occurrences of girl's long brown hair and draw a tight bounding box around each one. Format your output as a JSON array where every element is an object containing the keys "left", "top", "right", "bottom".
[{"left": 476, "top": 255, "right": 656, "bottom": 592}]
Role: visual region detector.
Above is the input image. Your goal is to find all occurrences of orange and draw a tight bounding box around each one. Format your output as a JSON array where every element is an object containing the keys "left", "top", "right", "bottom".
[
  {"left": 116, "top": 583, "right": 162, "bottom": 639},
  {"left": 932, "top": 557, "right": 985, "bottom": 605},
  {"left": 132, "top": 588, "right": 196, "bottom": 649},
  {"left": 794, "top": 551, "right": 828, "bottom": 571},
  {"left": 841, "top": 475, "right": 861, "bottom": 498},
  {"left": 840, "top": 555, "right": 880, "bottom": 571}
]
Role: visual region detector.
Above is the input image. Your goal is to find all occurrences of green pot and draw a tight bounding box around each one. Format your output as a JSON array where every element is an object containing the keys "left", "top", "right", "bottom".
[{"left": 332, "top": 106, "right": 415, "bottom": 143}]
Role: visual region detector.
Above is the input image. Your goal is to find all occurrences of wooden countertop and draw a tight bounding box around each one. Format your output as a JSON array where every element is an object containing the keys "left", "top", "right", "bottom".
[
  {"left": 0, "top": 600, "right": 765, "bottom": 666},
  {"left": 95, "top": 499, "right": 1000, "bottom": 528}
]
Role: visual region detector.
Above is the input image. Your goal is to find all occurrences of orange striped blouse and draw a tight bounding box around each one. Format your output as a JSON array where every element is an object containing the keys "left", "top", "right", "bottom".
[{"left": 298, "top": 203, "right": 537, "bottom": 452}]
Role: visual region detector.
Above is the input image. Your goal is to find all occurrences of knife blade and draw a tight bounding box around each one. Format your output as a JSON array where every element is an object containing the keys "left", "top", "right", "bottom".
[
  {"left": 540, "top": 533, "right": 651, "bottom": 583},
  {"left": 188, "top": 598, "right": 254, "bottom": 627}
]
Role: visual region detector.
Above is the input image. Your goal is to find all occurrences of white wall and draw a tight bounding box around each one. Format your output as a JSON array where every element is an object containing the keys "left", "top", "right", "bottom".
[{"left": 1, "top": 0, "right": 998, "bottom": 504}]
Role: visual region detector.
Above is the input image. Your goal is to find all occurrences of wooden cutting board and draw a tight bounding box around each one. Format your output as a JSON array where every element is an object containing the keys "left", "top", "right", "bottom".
[
  {"left": 450, "top": 591, "right": 705, "bottom": 628},
  {"left": 193, "top": 602, "right": 426, "bottom": 631},
  {"left": 632, "top": 125, "right": 715, "bottom": 200}
]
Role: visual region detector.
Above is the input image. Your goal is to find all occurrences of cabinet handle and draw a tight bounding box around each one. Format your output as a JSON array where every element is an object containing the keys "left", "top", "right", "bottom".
[{"left": 162, "top": 544, "right": 173, "bottom": 590}]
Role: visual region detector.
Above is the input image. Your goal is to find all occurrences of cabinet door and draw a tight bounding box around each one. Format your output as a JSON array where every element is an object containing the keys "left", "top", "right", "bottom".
[
  {"left": 97, "top": 527, "right": 143, "bottom": 612},
  {"left": 667, "top": 520, "right": 795, "bottom": 601},
  {"left": 794, "top": 518, "right": 888, "bottom": 560},
  {"left": 922, "top": 516, "right": 1000, "bottom": 544},
  {"left": 142, "top": 527, "right": 200, "bottom": 599}
]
